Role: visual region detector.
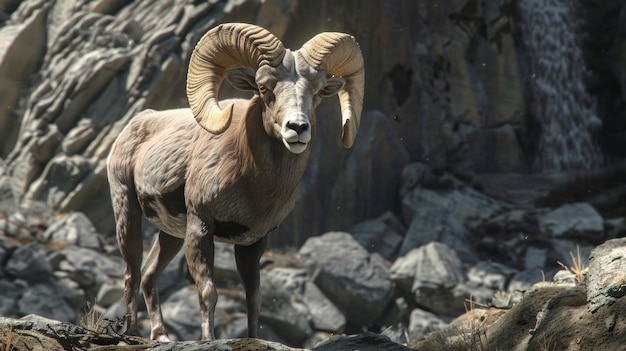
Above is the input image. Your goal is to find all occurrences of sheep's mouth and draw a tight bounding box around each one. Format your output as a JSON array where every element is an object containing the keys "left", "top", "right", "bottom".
[{"left": 283, "top": 140, "right": 308, "bottom": 154}]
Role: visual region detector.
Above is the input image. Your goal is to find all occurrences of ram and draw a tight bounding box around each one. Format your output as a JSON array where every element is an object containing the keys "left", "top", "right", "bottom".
[{"left": 106, "top": 23, "right": 364, "bottom": 340}]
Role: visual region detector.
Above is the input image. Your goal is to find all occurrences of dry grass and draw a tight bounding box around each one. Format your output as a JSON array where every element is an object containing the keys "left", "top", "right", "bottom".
[
  {"left": 77, "top": 301, "right": 106, "bottom": 334},
  {"left": 459, "top": 296, "right": 489, "bottom": 351},
  {"left": 0, "top": 324, "right": 28, "bottom": 351},
  {"left": 1, "top": 325, "right": 14, "bottom": 351},
  {"left": 538, "top": 336, "right": 558, "bottom": 351},
  {"left": 557, "top": 245, "right": 586, "bottom": 284},
  {"left": 429, "top": 296, "right": 491, "bottom": 351}
]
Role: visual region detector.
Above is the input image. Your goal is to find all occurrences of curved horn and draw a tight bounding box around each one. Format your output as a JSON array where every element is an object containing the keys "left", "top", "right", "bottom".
[
  {"left": 187, "top": 23, "right": 285, "bottom": 134},
  {"left": 300, "top": 33, "right": 365, "bottom": 148}
]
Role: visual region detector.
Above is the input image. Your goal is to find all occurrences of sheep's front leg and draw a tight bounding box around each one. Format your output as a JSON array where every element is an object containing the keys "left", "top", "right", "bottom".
[
  {"left": 185, "top": 214, "right": 217, "bottom": 340},
  {"left": 235, "top": 236, "right": 267, "bottom": 338}
]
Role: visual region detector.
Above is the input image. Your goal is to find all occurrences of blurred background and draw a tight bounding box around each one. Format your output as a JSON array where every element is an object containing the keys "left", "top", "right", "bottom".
[{"left": 1, "top": 0, "right": 626, "bottom": 345}]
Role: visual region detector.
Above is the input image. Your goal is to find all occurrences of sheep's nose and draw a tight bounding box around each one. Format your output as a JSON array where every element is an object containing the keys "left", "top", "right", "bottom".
[{"left": 287, "top": 121, "right": 309, "bottom": 135}]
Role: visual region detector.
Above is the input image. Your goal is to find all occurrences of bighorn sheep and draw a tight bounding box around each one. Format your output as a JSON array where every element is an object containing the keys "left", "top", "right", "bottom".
[{"left": 106, "top": 23, "right": 364, "bottom": 340}]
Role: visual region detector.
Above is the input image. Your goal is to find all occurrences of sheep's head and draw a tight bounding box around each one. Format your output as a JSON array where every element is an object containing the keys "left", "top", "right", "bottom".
[{"left": 186, "top": 23, "right": 365, "bottom": 153}]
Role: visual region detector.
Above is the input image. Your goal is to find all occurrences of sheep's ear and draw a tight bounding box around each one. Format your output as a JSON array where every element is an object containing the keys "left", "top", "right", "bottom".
[
  {"left": 226, "top": 69, "right": 258, "bottom": 93},
  {"left": 320, "top": 77, "right": 345, "bottom": 97}
]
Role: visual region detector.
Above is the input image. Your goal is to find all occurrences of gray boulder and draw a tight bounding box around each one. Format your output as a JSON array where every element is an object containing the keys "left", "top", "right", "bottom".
[
  {"left": 17, "top": 281, "right": 81, "bottom": 322},
  {"left": 377, "top": 296, "right": 410, "bottom": 329},
  {"left": 313, "top": 332, "right": 413, "bottom": 351},
  {"left": 399, "top": 206, "right": 477, "bottom": 263},
  {"left": 399, "top": 162, "right": 436, "bottom": 197},
  {"left": 350, "top": 211, "right": 406, "bottom": 261},
  {"left": 262, "top": 267, "right": 308, "bottom": 294},
  {"left": 389, "top": 249, "right": 421, "bottom": 294},
  {"left": 401, "top": 185, "right": 505, "bottom": 230},
  {"left": 303, "top": 280, "right": 346, "bottom": 333},
  {"left": 96, "top": 280, "right": 124, "bottom": 308},
  {"left": 161, "top": 287, "right": 202, "bottom": 341},
  {"left": 43, "top": 211, "right": 103, "bottom": 251},
  {"left": 4, "top": 242, "right": 52, "bottom": 280},
  {"left": 25, "top": 154, "right": 93, "bottom": 207},
  {"left": 101, "top": 298, "right": 129, "bottom": 323},
  {"left": 0, "top": 216, "right": 17, "bottom": 241},
  {"left": 260, "top": 267, "right": 313, "bottom": 344},
  {"left": 391, "top": 242, "right": 467, "bottom": 314},
  {"left": 537, "top": 202, "right": 604, "bottom": 239},
  {"left": 216, "top": 313, "right": 248, "bottom": 340},
  {"left": 467, "top": 261, "right": 517, "bottom": 292},
  {"left": 0, "top": 279, "right": 27, "bottom": 317},
  {"left": 299, "top": 232, "right": 394, "bottom": 329},
  {"left": 52, "top": 277, "right": 86, "bottom": 309},
  {"left": 49, "top": 246, "right": 124, "bottom": 289},
  {"left": 261, "top": 289, "right": 313, "bottom": 344},
  {"left": 466, "top": 261, "right": 518, "bottom": 305},
  {"left": 587, "top": 238, "right": 626, "bottom": 312},
  {"left": 2, "top": 202, "right": 54, "bottom": 240},
  {"left": 408, "top": 308, "right": 449, "bottom": 340}
]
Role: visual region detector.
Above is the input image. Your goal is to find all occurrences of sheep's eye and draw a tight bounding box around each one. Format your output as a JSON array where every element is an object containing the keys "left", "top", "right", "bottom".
[
  {"left": 259, "top": 85, "right": 268, "bottom": 94},
  {"left": 317, "top": 89, "right": 324, "bottom": 96}
]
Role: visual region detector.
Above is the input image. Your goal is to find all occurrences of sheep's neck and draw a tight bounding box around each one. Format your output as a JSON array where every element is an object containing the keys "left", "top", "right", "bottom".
[{"left": 234, "top": 100, "right": 311, "bottom": 200}]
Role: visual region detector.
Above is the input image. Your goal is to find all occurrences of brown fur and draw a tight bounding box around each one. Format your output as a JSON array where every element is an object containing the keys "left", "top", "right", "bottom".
[
  {"left": 107, "top": 96, "right": 316, "bottom": 340},
  {"left": 107, "top": 38, "right": 353, "bottom": 341},
  {"left": 109, "top": 96, "right": 313, "bottom": 239}
]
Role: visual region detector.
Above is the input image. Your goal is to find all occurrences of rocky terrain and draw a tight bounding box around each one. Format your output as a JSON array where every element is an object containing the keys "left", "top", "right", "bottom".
[
  {"left": 2, "top": 160, "right": 626, "bottom": 350},
  {"left": 1, "top": 0, "right": 626, "bottom": 350}
]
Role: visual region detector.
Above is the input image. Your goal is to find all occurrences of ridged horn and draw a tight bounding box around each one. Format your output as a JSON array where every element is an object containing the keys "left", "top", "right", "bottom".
[
  {"left": 300, "top": 33, "right": 365, "bottom": 148},
  {"left": 187, "top": 23, "right": 285, "bottom": 134}
]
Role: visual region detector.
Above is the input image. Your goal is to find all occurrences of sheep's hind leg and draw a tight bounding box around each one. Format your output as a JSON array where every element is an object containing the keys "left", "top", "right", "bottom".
[
  {"left": 112, "top": 186, "right": 143, "bottom": 337},
  {"left": 185, "top": 214, "right": 217, "bottom": 340},
  {"left": 141, "top": 230, "right": 183, "bottom": 341},
  {"left": 235, "top": 235, "right": 267, "bottom": 338}
]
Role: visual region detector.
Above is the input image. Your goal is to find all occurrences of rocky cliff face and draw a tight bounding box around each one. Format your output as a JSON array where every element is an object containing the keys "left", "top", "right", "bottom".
[{"left": 1, "top": 0, "right": 625, "bottom": 246}]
